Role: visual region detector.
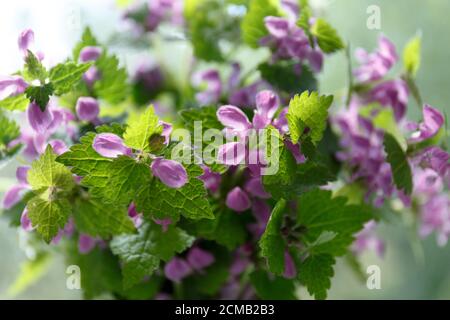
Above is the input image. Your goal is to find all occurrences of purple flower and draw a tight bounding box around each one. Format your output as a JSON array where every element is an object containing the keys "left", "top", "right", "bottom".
[
  {"left": 164, "top": 257, "right": 192, "bottom": 282},
  {"left": 83, "top": 66, "right": 100, "bottom": 87},
  {"left": 20, "top": 208, "right": 33, "bottom": 231},
  {"left": 27, "top": 102, "right": 54, "bottom": 133},
  {"left": 128, "top": 203, "right": 143, "bottom": 228},
  {"left": 419, "top": 194, "right": 450, "bottom": 247},
  {"left": 413, "top": 168, "right": 443, "bottom": 195},
  {"left": 413, "top": 146, "right": 449, "bottom": 177},
  {"left": 48, "top": 139, "right": 68, "bottom": 155},
  {"left": 261, "top": 12, "right": 323, "bottom": 72},
  {"left": 198, "top": 165, "right": 221, "bottom": 193},
  {"left": 226, "top": 187, "right": 251, "bottom": 212},
  {"left": 264, "top": 17, "right": 290, "bottom": 38},
  {"left": 354, "top": 35, "right": 398, "bottom": 83},
  {"left": 16, "top": 166, "right": 30, "bottom": 184},
  {"left": 160, "top": 121, "right": 173, "bottom": 144},
  {"left": 193, "top": 69, "right": 222, "bottom": 105},
  {"left": 217, "top": 141, "right": 247, "bottom": 166},
  {"left": 217, "top": 105, "right": 252, "bottom": 132},
  {"left": 79, "top": 46, "right": 102, "bottom": 62},
  {"left": 409, "top": 104, "right": 444, "bottom": 143},
  {"left": 352, "top": 220, "right": 385, "bottom": 257},
  {"left": 2, "top": 184, "right": 28, "bottom": 209},
  {"left": 252, "top": 90, "right": 279, "bottom": 129},
  {"left": 78, "top": 234, "right": 97, "bottom": 254},
  {"left": 76, "top": 96, "right": 100, "bottom": 122},
  {"left": 154, "top": 218, "right": 172, "bottom": 232},
  {"left": 186, "top": 247, "right": 215, "bottom": 271},
  {"left": 244, "top": 177, "right": 270, "bottom": 199},
  {"left": 283, "top": 251, "right": 296, "bottom": 279},
  {"left": 370, "top": 79, "right": 409, "bottom": 120},
  {"left": 92, "top": 133, "right": 131, "bottom": 158},
  {"left": 150, "top": 158, "right": 188, "bottom": 188},
  {"left": 0, "top": 75, "right": 28, "bottom": 99},
  {"left": 2, "top": 167, "right": 31, "bottom": 210},
  {"left": 18, "top": 29, "right": 34, "bottom": 54}
]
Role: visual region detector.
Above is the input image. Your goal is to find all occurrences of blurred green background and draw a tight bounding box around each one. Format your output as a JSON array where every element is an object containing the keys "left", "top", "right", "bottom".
[{"left": 1, "top": 0, "right": 449, "bottom": 299}]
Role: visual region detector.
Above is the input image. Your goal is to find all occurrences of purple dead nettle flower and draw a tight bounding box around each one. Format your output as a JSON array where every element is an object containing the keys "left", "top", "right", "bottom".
[
  {"left": 164, "top": 257, "right": 192, "bottom": 283},
  {"left": 76, "top": 96, "right": 100, "bottom": 123},
  {"left": 151, "top": 157, "right": 188, "bottom": 188},
  {"left": 134, "top": 62, "right": 165, "bottom": 93},
  {"left": 78, "top": 233, "right": 102, "bottom": 254},
  {"left": 261, "top": 2, "right": 324, "bottom": 72},
  {"left": 198, "top": 165, "right": 221, "bottom": 193},
  {"left": 78, "top": 46, "right": 102, "bottom": 87},
  {"left": 51, "top": 218, "right": 75, "bottom": 245},
  {"left": 0, "top": 75, "right": 28, "bottom": 100},
  {"left": 352, "top": 220, "right": 385, "bottom": 257},
  {"left": 354, "top": 35, "right": 398, "bottom": 83},
  {"left": 370, "top": 79, "right": 409, "bottom": 121},
  {"left": 193, "top": 63, "right": 266, "bottom": 108},
  {"left": 125, "top": 0, "right": 183, "bottom": 33},
  {"left": 2, "top": 166, "right": 30, "bottom": 210},
  {"left": 127, "top": 203, "right": 143, "bottom": 228},
  {"left": 92, "top": 123, "right": 187, "bottom": 189},
  {"left": 92, "top": 133, "right": 132, "bottom": 158},
  {"left": 186, "top": 247, "right": 215, "bottom": 271},
  {"left": 247, "top": 199, "right": 271, "bottom": 238},
  {"left": 226, "top": 187, "right": 251, "bottom": 213},
  {"left": 409, "top": 104, "right": 444, "bottom": 143},
  {"left": 334, "top": 97, "right": 395, "bottom": 206},
  {"left": 192, "top": 69, "right": 222, "bottom": 105}
]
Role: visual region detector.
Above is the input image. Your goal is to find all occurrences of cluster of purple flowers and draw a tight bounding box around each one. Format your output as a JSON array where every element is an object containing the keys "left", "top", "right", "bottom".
[
  {"left": 335, "top": 35, "right": 450, "bottom": 250},
  {"left": 261, "top": 0, "right": 324, "bottom": 73}
]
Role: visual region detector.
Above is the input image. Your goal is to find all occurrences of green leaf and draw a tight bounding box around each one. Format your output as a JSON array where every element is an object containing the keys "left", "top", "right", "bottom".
[
  {"left": 0, "top": 94, "right": 30, "bottom": 111},
  {"left": 260, "top": 199, "right": 287, "bottom": 275},
  {"left": 403, "top": 35, "right": 421, "bottom": 77},
  {"left": 110, "top": 221, "right": 194, "bottom": 289},
  {"left": 188, "top": 1, "right": 224, "bottom": 62},
  {"left": 94, "top": 52, "right": 129, "bottom": 104},
  {"left": 297, "top": 6, "right": 313, "bottom": 46},
  {"left": 298, "top": 254, "right": 335, "bottom": 300},
  {"left": 123, "top": 105, "right": 162, "bottom": 152},
  {"left": 73, "top": 27, "right": 98, "bottom": 61},
  {"left": 49, "top": 62, "right": 92, "bottom": 95},
  {"left": 261, "top": 130, "right": 335, "bottom": 200},
  {"left": 241, "top": 0, "right": 278, "bottom": 48},
  {"left": 73, "top": 198, "right": 136, "bottom": 238},
  {"left": 250, "top": 270, "right": 296, "bottom": 300},
  {"left": 383, "top": 132, "right": 413, "bottom": 195},
  {"left": 183, "top": 250, "right": 230, "bottom": 296},
  {"left": 179, "top": 106, "right": 223, "bottom": 132},
  {"left": 26, "top": 146, "right": 75, "bottom": 242},
  {"left": 56, "top": 132, "right": 113, "bottom": 181},
  {"left": 287, "top": 91, "right": 333, "bottom": 145},
  {"left": 25, "top": 83, "right": 54, "bottom": 111},
  {"left": 0, "top": 113, "right": 20, "bottom": 146},
  {"left": 88, "top": 156, "right": 151, "bottom": 206},
  {"left": 28, "top": 146, "right": 75, "bottom": 193},
  {"left": 297, "top": 189, "right": 373, "bottom": 256},
  {"left": 135, "top": 164, "right": 214, "bottom": 221},
  {"left": 182, "top": 208, "right": 248, "bottom": 249},
  {"left": 23, "top": 50, "right": 47, "bottom": 82},
  {"left": 27, "top": 196, "right": 72, "bottom": 243},
  {"left": 258, "top": 62, "right": 317, "bottom": 94},
  {"left": 311, "top": 18, "right": 345, "bottom": 54},
  {"left": 65, "top": 244, "right": 123, "bottom": 299},
  {"left": 263, "top": 148, "right": 335, "bottom": 200}
]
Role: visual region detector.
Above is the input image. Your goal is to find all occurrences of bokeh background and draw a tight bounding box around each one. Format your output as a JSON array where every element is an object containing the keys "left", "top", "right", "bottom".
[{"left": 1, "top": 0, "right": 449, "bottom": 299}]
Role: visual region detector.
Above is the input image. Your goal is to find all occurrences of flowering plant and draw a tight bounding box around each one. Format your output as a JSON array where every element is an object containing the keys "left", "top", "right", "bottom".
[{"left": 0, "top": 0, "right": 448, "bottom": 300}]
